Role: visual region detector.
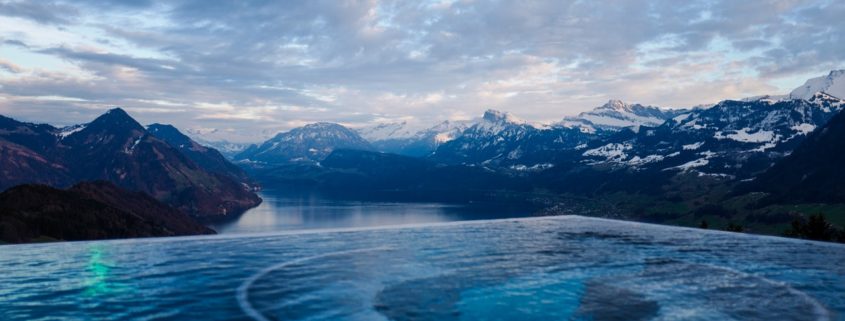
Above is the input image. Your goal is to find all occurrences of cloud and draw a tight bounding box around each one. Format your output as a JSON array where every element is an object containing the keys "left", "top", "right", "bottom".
[
  {"left": 0, "top": 1, "right": 79, "bottom": 25},
  {"left": 0, "top": 59, "right": 23, "bottom": 73},
  {"left": 0, "top": 0, "right": 843, "bottom": 142}
]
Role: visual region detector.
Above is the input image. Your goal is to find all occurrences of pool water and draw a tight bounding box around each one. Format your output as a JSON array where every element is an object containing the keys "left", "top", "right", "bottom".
[{"left": 1, "top": 216, "right": 844, "bottom": 320}]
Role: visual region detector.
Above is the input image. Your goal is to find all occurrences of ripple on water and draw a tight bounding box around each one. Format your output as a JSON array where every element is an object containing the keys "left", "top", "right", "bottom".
[{"left": 1, "top": 216, "right": 844, "bottom": 321}]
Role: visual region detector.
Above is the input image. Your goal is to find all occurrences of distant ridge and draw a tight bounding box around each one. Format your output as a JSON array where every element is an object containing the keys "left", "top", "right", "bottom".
[{"left": 235, "top": 122, "right": 372, "bottom": 164}]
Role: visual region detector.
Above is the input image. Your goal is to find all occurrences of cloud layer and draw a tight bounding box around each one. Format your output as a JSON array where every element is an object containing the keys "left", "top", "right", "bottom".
[{"left": 0, "top": 0, "right": 843, "bottom": 142}]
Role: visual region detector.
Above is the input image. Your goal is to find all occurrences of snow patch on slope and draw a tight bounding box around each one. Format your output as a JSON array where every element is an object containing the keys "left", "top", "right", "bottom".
[
  {"left": 626, "top": 154, "right": 665, "bottom": 166},
  {"left": 683, "top": 142, "right": 704, "bottom": 150},
  {"left": 714, "top": 128, "right": 776, "bottom": 143},
  {"left": 57, "top": 124, "right": 86, "bottom": 139},
  {"left": 791, "top": 123, "right": 816, "bottom": 135},
  {"left": 583, "top": 143, "right": 632, "bottom": 160}
]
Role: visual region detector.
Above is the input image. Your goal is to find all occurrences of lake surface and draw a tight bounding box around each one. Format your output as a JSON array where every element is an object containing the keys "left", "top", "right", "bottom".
[
  {"left": 209, "top": 189, "right": 538, "bottom": 234},
  {"left": 2, "top": 216, "right": 844, "bottom": 320}
]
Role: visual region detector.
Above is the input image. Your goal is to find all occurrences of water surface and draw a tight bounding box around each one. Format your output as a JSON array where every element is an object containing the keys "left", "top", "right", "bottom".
[
  {"left": 2, "top": 216, "right": 844, "bottom": 320},
  {"left": 210, "top": 189, "right": 536, "bottom": 234}
]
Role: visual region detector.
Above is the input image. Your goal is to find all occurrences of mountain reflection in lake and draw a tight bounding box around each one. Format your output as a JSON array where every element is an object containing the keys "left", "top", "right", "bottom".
[{"left": 209, "top": 189, "right": 538, "bottom": 234}]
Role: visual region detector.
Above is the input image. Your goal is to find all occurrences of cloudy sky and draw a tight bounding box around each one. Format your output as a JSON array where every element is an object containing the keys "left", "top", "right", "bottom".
[{"left": 0, "top": 0, "right": 843, "bottom": 142}]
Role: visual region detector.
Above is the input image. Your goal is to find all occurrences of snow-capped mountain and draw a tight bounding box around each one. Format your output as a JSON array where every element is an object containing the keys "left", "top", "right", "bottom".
[
  {"left": 363, "top": 119, "right": 472, "bottom": 157},
  {"left": 789, "top": 69, "right": 845, "bottom": 100},
  {"left": 234, "top": 122, "right": 373, "bottom": 164},
  {"left": 183, "top": 127, "right": 276, "bottom": 155},
  {"left": 418, "top": 70, "right": 845, "bottom": 180},
  {"left": 581, "top": 92, "right": 845, "bottom": 178},
  {"left": 740, "top": 94, "right": 787, "bottom": 103},
  {"left": 357, "top": 121, "right": 418, "bottom": 142},
  {"left": 431, "top": 110, "right": 537, "bottom": 164},
  {"left": 240, "top": 70, "right": 845, "bottom": 206},
  {"left": 186, "top": 127, "right": 276, "bottom": 141},
  {"left": 431, "top": 109, "right": 594, "bottom": 167},
  {"left": 560, "top": 99, "right": 684, "bottom": 132},
  {"left": 191, "top": 138, "right": 252, "bottom": 159},
  {"left": 423, "top": 120, "right": 473, "bottom": 144}
]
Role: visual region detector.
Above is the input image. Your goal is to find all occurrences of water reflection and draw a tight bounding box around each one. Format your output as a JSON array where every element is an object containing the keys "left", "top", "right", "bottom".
[
  {"left": 209, "top": 189, "right": 536, "bottom": 234},
  {"left": 84, "top": 246, "right": 110, "bottom": 297}
]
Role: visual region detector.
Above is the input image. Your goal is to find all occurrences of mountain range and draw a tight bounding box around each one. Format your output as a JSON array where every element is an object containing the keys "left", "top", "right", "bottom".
[
  {"left": 558, "top": 99, "right": 685, "bottom": 133},
  {"left": 234, "top": 122, "right": 373, "bottom": 164},
  {"left": 360, "top": 120, "right": 471, "bottom": 157},
  {"left": 230, "top": 70, "right": 845, "bottom": 237},
  {"left": 577, "top": 92, "right": 844, "bottom": 179},
  {"left": 0, "top": 108, "right": 260, "bottom": 218},
  {"left": 236, "top": 71, "right": 845, "bottom": 180}
]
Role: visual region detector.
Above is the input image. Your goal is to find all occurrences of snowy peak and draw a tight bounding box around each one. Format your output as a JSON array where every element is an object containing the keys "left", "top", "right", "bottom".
[
  {"left": 597, "top": 99, "right": 629, "bottom": 111},
  {"left": 482, "top": 109, "right": 525, "bottom": 124},
  {"left": 357, "top": 121, "right": 416, "bottom": 141},
  {"left": 483, "top": 109, "right": 506, "bottom": 122},
  {"left": 193, "top": 139, "right": 251, "bottom": 158},
  {"left": 234, "top": 122, "right": 372, "bottom": 163},
  {"left": 361, "top": 119, "right": 473, "bottom": 157},
  {"left": 273, "top": 122, "right": 371, "bottom": 145},
  {"left": 470, "top": 110, "right": 534, "bottom": 137},
  {"left": 299, "top": 122, "right": 349, "bottom": 132},
  {"left": 424, "top": 120, "right": 471, "bottom": 143},
  {"left": 806, "top": 91, "right": 845, "bottom": 108},
  {"left": 789, "top": 69, "right": 845, "bottom": 100},
  {"left": 561, "top": 100, "right": 681, "bottom": 132},
  {"left": 184, "top": 127, "right": 275, "bottom": 147},
  {"left": 740, "top": 94, "right": 787, "bottom": 104}
]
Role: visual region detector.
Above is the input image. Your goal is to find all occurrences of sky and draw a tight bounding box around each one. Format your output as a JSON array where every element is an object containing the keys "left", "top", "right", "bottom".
[{"left": 0, "top": 0, "right": 843, "bottom": 142}]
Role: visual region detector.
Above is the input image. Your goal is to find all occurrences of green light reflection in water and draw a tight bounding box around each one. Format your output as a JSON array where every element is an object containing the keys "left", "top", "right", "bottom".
[
  {"left": 84, "top": 245, "right": 109, "bottom": 296},
  {"left": 83, "top": 244, "right": 131, "bottom": 297}
]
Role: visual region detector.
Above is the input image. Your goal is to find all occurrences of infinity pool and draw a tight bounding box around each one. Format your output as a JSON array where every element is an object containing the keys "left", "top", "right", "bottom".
[{"left": 1, "top": 216, "right": 844, "bottom": 320}]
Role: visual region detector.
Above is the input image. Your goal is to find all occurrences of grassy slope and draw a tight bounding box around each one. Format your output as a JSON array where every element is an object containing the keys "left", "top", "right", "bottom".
[{"left": 538, "top": 172, "right": 845, "bottom": 239}]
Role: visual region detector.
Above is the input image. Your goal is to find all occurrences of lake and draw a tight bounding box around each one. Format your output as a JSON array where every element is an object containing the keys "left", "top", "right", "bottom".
[
  {"left": 2, "top": 216, "right": 844, "bottom": 320},
  {"left": 209, "top": 189, "right": 540, "bottom": 234}
]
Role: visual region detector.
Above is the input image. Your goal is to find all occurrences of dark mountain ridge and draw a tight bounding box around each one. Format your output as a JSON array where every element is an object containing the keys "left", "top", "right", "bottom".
[
  {"left": 0, "top": 181, "right": 214, "bottom": 244},
  {"left": 147, "top": 123, "right": 252, "bottom": 183},
  {"left": 0, "top": 108, "right": 260, "bottom": 218}
]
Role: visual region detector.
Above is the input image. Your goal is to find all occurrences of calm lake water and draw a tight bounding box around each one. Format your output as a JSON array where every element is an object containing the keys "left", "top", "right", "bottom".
[
  {"left": 2, "top": 216, "right": 844, "bottom": 320},
  {"left": 209, "top": 189, "right": 538, "bottom": 234}
]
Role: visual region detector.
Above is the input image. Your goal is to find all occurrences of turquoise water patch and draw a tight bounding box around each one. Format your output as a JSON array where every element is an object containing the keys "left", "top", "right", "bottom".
[{"left": 458, "top": 274, "right": 586, "bottom": 320}]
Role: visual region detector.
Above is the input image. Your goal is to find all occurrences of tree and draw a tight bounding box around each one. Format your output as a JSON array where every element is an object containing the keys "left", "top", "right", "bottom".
[
  {"left": 725, "top": 223, "right": 744, "bottom": 232},
  {"left": 786, "top": 213, "right": 836, "bottom": 242}
]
